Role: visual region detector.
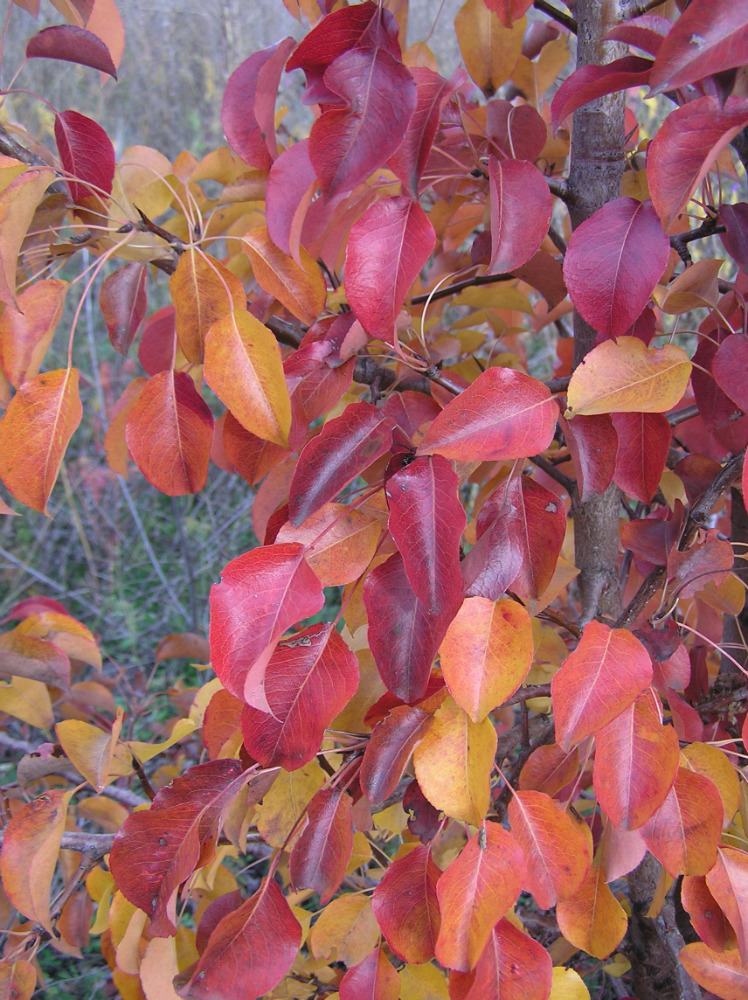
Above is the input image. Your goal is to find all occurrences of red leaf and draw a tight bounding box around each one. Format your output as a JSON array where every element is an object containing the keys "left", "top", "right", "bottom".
[
  {"left": 371, "top": 844, "right": 441, "bottom": 964},
  {"left": 593, "top": 691, "right": 680, "bottom": 830},
  {"left": 551, "top": 56, "right": 653, "bottom": 131},
  {"left": 604, "top": 13, "right": 672, "bottom": 58},
  {"left": 385, "top": 455, "right": 464, "bottom": 618},
  {"left": 339, "top": 947, "right": 399, "bottom": 1000},
  {"left": 552, "top": 621, "right": 653, "bottom": 751},
  {"left": 450, "top": 919, "right": 552, "bottom": 1000},
  {"left": 289, "top": 787, "right": 353, "bottom": 903},
  {"left": 719, "top": 203, "right": 748, "bottom": 273},
  {"left": 138, "top": 306, "right": 176, "bottom": 375},
  {"left": 435, "top": 824, "right": 526, "bottom": 971},
  {"left": 177, "top": 877, "right": 301, "bottom": 1000},
  {"left": 125, "top": 370, "right": 213, "bottom": 496},
  {"left": 706, "top": 847, "right": 748, "bottom": 964},
  {"left": 240, "top": 623, "right": 358, "bottom": 769},
  {"left": 222, "top": 38, "right": 296, "bottom": 169},
  {"left": 209, "top": 543, "right": 324, "bottom": 709},
  {"left": 681, "top": 875, "right": 731, "bottom": 952},
  {"left": 284, "top": 340, "right": 355, "bottom": 425},
  {"left": 713, "top": 333, "right": 748, "bottom": 411},
  {"left": 640, "top": 767, "right": 723, "bottom": 876},
  {"left": 483, "top": 0, "right": 533, "bottom": 29},
  {"left": 559, "top": 413, "right": 616, "bottom": 502},
  {"left": 266, "top": 140, "right": 318, "bottom": 264},
  {"left": 648, "top": 0, "right": 748, "bottom": 95},
  {"left": 0, "top": 278, "right": 67, "bottom": 388},
  {"left": 26, "top": 24, "right": 117, "bottom": 78},
  {"left": 54, "top": 110, "right": 115, "bottom": 206},
  {"left": 286, "top": 1, "right": 401, "bottom": 77},
  {"left": 487, "top": 158, "right": 552, "bottom": 274},
  {"left": 611, "top": 411, "right": 670, "bottom": 504},
  {"left": 288, "top": 401, "right": 394, "bottom": 525},
  {"left": 109, "top": 760, "right": 248, "bottom": 936},
  {"left": 487, "top": 100, "right": 548, "bottom": 162},
  {"left": 360, "top": 706, "right": 433, "bottom": 803},
  {"left": 387, "top": 67, "right": 456, "bottom": 196},
  {"left": 648, "top": 96, "right": 748, "bottom": 230},
  {"left": 309, "top": 48, "right": 416, "bottom": 199},
  {"left": 668, "top": 530, "right": 734, "bottom": 599},
  {"left": 364, "top": 552, "right": 452, "bottom": 703},
  {"left": 417, "top": 368, "right": 557, "bottom": 462},
  {"left": 223, "top": 412, "right": 289, "bottom": 486},
  {"left": 99, "top": 263, "right": 148, "bottom": 356},
  {"left": 1, "top": 597, "right": 70, "bottom": 623},
  {"left": 563, "top": 198, "right": 669, "bottom": 337},
  {"left": 345, "top": 195, "right": 435, "bottom": 343},
  {"left": 679, "top": 942, "right": 748, "bottom": 1000}
]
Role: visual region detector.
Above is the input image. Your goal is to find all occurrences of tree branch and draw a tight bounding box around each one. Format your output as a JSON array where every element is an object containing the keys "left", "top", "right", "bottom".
[
  {"left": 410, "top": 271, "right": 513, "bottom": 305},
  {"left": 534, "top": 0, "right": 577, "bottom": 33},
  {"left": 669, "top": 214, "right": 725, "bottom": 266}
]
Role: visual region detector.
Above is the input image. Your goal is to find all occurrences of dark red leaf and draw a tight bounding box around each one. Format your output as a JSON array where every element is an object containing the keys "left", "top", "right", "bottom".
[
  {"left": 563, "top": 198, "right": 669, "bottom": 337},
  {"left": 372, "top": 845, "right": 441, "bottom": 964},
  {"left": 26, "top": 24, "right": 117, "bottom": 78},
  {"left": 611, "top": 412, "right": 670, "bottom": 504},
  {"left": 222, "top": 38, "right": 297, "bottom": 169},
  {"left": 551, "top": 56, "right": 652, "bottom": 131},
  {"left": 385, "top": 455, "right": 465, "bottom": 618},
  {"left": 309, "top": 48, "right": 417, "bottom": 199},
  {"left": 692, "top": 330, "right": 742, "bottom": 432},
  {"left": 604, "top": 13, "right": 672, "bottom": 58},
  {"left": 363, "top": 551, "right": 451, "bottom": 703},
  {"left": 719, "top": 203, "right": 748, "bottom": 273},
  {"left": 339, "top": 947, "right": 399, "bottom": 1000},
  {"left": 360, "top": 706, "right": 433, "bottom": 803},
  {"left": 284, "top": 341, "right": 355, "bottom": 424},
  {"left": 289, "top": 787, "right": 353, "bottom": 903},
  {"left": 288, "top": 401, "right": 395, "bottom": 526},
  {"left": 388, "top": 67, "right": 456, "bottom": 196},
  {"left": 486, "top": 100, "right": 547, "bottom": 162},
  {"left": 223, "top": 412, "right": 290, "bottom": 486},
  {"left": 713, "top": 333, "right": 748, "bottom": 412},
  {"left": 648, "top": 0, "right": 748, "bottom": 95},
  {"left": 487, "top": 158, "right": 552, "bottom": 274},
  {"left": 381, "top": 390, "right": 441, "bottom": 440},
  {"left": 138, "top": 306, "right": 176, "bottom": 375},
  {"left": 176, "top": 877, "right": 301, "bottom": 1000},
  {"left": 240, "top": 623, "right": 358, "bottom": 770},
  {"left": 345, "top": 195, "right": 435, "bottom": 343},
  {"left": 99, "top": 263, "right": 148, "bottom": 356},
  {"left": 54, "top": 110, "right": 115, "bottom": 205},
  {"left": 266, "top": 140, "right": 318, "bottom": 263},
  {"left": 209, "top": 543, "right": 325, "bottom": 709},
  {"left": 286, "top": 1, "right": 400, "bottom": 76},
  {"left": 403, "top": 778, "right": 441, "bottom": 842},
  {"left": 559, "top": 413, "right": 616, "bottom": 502},
  {"left": 195, "top": 891, "right": 244, "bottom": 954}
]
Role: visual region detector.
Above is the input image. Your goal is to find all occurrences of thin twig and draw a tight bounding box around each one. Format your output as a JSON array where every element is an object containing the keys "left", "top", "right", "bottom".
[
  {"left": 410, "top": 271, "right": 513, "bottom": 305},
  {"left": 669, "top": 215, "right": 725, "bottom": 266},
  {"left": 530, "top": 453, "right": 576, "bottom": 494},
  {"left": 534, "top": 0, "right": 577, "bottom": 33},
  {"left": 0, "top": 545, "right": 68, "bottom": 594},
  {"left": 0, "top": 829, "right": 115, "bottom": 857}
]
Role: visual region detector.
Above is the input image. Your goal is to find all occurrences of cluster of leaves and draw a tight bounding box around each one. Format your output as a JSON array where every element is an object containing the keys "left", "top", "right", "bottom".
[{"left": 1, "top": 0, "right": 748, "bottom": 997}]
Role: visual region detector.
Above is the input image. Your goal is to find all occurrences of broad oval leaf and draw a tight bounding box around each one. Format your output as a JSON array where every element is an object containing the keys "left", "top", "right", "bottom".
[
  {"left": 450, "top": 918, "right": 552, "bottom": 1000},
  {"left": 0, "top": 632, "right": 70, "bottom": 687},
  {"left": 266, "top": 140, "right": 318, "bottom": 264},
  {"left": 551, "top": 57, "right": 653, "bottom": 131},
  {"left": 240, "top": 623, "right": 359, "bottom": 769},
  {"left": 706, "top": 847, "right": 748, "bottom": 965},
  {"left": 552, "top": 621, "right": 652, "bottom": 751},
  {"left": 0, "top": 279, "right": 67, "bottom": 387},
  {"left": 360, "top": 706, "right": 434, "bottom": 804},
  {"left": 413, "top": 697, "right": 496, "bottom": 827},
  {"left": 55, "top": 110, "right": 115, "bottom": 206},
  {"left": 204, "top": 309, "right": 291, "bottom": 447},
  {"left": 488, "top": 158, "right": 552, "bottom": 274},
  {"left": 169, "top": 249, "right": 246, "bottom": 363},
  {"left": 372, "top": 844, "right": 441, "bottom": 964},
  {"left": 125, "top": 370, "right": 214, "bottom": 496},
  {"left": 339, "top": 947, "right": 400, "bottom": 1000},
  {"left": 640, "top": 767, "right": 723, "bottom": 877},
  {"left": 507, "top": 790, "right": 590, "bottom": 909},
  {"left": 289, "top": 787, "right": 353, "bottom": 904},
  {"left": 593, "top": 691, "right": 679, "bottom": 831},
  {"left": 565, "top": 337, "right": 691, "bottom": 417},
  {"left": 679, "top": 942, "right": 748, "bottom": 1000},
  {"left": 289, "top": 401, "right": 395, "bottom": 526},
  {"left": 309, "top": 894, "right": 380, "bottom": 967},
  {"left": 0, "top": 368, "right": 82, "bottom": 514},
  {"left": 555, "top": 865, "right": 628, "bottom": 960},
  {"left": 563, "top": 199, "right": 669, "bottom": 338},
  {"left": 99, "top": 263, "right": 148, "bottom": 356},
  {"left": 434, "top": 824, "right": 526, "bottom": 971},
  {"left": 242, "top": 226, "right": 326, "bottom": 326},
  {"left": 417, "top": 367, "right": 557, "bottom": 462},
  {"left": 209, "top": 542, "right": 324, "bottom": 708},
  {"left": 440, "top": 597, "right": 533, "bottom": 723},
  {"left": 56, "top": 711, "right": 123, "bottom": 791},
  {"left": 712, "top": 333, "right": 748, "bottom": 412},
  {"left": 177, "top": 877, "right": 301, "bottom": 1000},
  {"left": 611, "top": 411, "right": 670, "bottom": 504},
  {"left": 276, "top": 502, "right": 381, "bottom": 587},
  {"left": 27, "top": 24, "right": 117, "bottom": 78},
  {"left": 345, "top": 195, "right": 435, "bottom": 343},
  {"left": 455, "top": 0, "right": 524, "bottom": 96},
  {"left": 0, "top": 789, "right": 73, "bottom": 932}
]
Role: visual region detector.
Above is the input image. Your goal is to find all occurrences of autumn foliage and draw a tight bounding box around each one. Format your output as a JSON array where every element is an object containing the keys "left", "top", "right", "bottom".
[{"left": 2, "top": 0, "right": 748, "bottom": 998}]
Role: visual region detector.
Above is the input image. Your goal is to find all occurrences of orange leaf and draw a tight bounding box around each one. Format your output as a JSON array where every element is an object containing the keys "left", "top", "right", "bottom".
[
  {"left": 169, "top": 248, "right": 245, "bottom": 363},
  {"left": 556, "top": 864, "right": 628, "bottom": 959},
  {"left": 0, "top": 960, "right": 36, "bottom": 1000},
  {"left": 15, "top": 611, "right": 101, "bottom": 669},
  {"left": 0, "top": 789, "right": 73, "bottom": 932},
  {"left": 276, "top": 502, "right": 382, "bottom": 586},
  {"left": 565, "top": 337, "right": 691, "bottom": 417},
  {"left": 439, "top": 597, "right": 533, "bottom": 723},
  {"left": 679, "top": 942, "right": 748, "bottom": 1000},
  {"left": 155, "top": 632, "right": 210, "bottom": 663},
  {"left": 705, "top": 847, "right": 748, "bottom": 965},
  {"left": 641, "top": 767, "right": 723, "bottom": 876},
  {"left": 0, "top": 166, "right": 54, "bottom": 307},
  {"left": 0, "top": 631, "right": 70, "bottom": 686},
  {"left": 125, "top": 370, "right": 214, "bottom": 495},
  {"left": 508, "top": 790, "right": 590, "bottom": 909},
  {"left": 203, "top": 309, "right": 291, "bottom": 447},
  {"left": 104, "top": 377, "right": 147, "bottom": 477},
  {"left": 434, "top": 823, "right": 526, "bottom": 971},
  {"left": 552, "top": 621, "right": 652, "bottom": 751},
  {"left": 0, "top": 279, "right": 67, "bottom": 387},
  {"left": 242, "top": 226, "right": 326, "bottom": 326},
  {"left": 0, "top": 368, "right": 82, "bottom": 514},
  {"left": 413, "top": 697, "right": 497, "bottom": 826},
  {"left": 455, "top": 0, "right": 524, "bottom": 96}
]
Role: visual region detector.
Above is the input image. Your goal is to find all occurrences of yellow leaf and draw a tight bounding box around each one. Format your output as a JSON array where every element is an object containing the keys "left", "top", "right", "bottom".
[
  {"left": 308, "top": 894, "right": 380, "bottom": 966},
  {"left": 654, "top": 258, "right": 722, "bottom": 314},
  {"left": 56, "top": 707, "right": 123, "bottom": 791},
  {"left": 16, "top": 611, "right": 101, "bottom": 670},
  {"left": 0, "top": 167, "right": 54, "bottom": 307},
  {"left": 565, "top": 337, "right": 691, "bottom": 417},
  {"left": 681, "top": 743, "right": 740, "bottom": 825},
  {"left": 169, "top": 248, "right": 245, "bottom": 362},
  {"left": 0, "top": 676, "right": 53, "bottom": 729},
  {"left": 242, "top": 226, "right": 326, "bottom": 325},
  {"left": 549, "top": 967, "right": 590, "bottom": 1000},
  {"left": 454, "top": 0, "right": 524, "bottom": 96},
  {"left": 255, "top": 760, "right": 325, "bottom": 848},
  {"left": 399, "top": 963, "right": 450, "bottom": 1000},
  {"left": 556, "top": 866, "right": 628, "bottom": 959},
  {"left": 204, "top": 309, "right": 291, "bottom": 447},
  {"left": 413, "top": 696, "right": 497, "bottom": 826}
]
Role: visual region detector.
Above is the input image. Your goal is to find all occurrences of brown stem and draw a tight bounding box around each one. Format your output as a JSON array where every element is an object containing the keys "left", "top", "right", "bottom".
[
  {"left": 534, "top": 0, "right": 577, "bottom": 33},
  {"left": 410, "top": 271, "right": 513, "bottom": 305}
]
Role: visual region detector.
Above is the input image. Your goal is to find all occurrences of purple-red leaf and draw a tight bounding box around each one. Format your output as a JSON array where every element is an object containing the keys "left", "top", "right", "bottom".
[
  {"left": 388, "top": 67, "right": 456, "bottom": 196},
  {"left": 222, "top": 38, "right": 296, "bottom": 169},
  {"left": 26, "top": 24, "right": 117, "bottom": 78},
  {"left": 559, "top": 413, "right": 616, "bottom": 502},
  {"left": 286, "top": 1, "right": 401, "bottom": 77},
  {"left": 551, "top": 56, "right": 653, "bottom": 131},
  {"left": 99, "top": 263, "right": 148, "bottom": 356},
  {"left": 487, "top": 100, "right": 547, "bottom": 162},
  {"left": 563, "top": 198, "right": 670, "bottom": 337},
  {"left": 360, "top": 706, "right": 434, "bottom": 803},
  {"left": 719, "top": 203, "right": 748, "bottom": 273},
  {"left": 289, "top": 787, "right": 353, "bottom": 903},
  {"left": 240, "top": 623, "right": 358, "bottom": 769},
  {"left": 612, "top": 412, "right": 670, "bottom": 504},
  {"left": 54, "top": 110, "right": 115, "bottom": 206},
  {"left": 209, "top": 543, "right": 324, "bottom": 710},
  {"left": 605, "top": 14, "right": 671, "bottom": 58},
  {"left": 288, "top": 401, "right": 395, "bottom": 525},
  {"left": 345, "top": 195, "right": 435, "bottom": 343},
  {"left": 372, "top": 845, "right": 441, "bottom": 964},
  {"left": 266, "top": 140, "right": 318, "bottom": 264},
  {"left": 487, "top": 158, "right": 552, "bottom": 274}
]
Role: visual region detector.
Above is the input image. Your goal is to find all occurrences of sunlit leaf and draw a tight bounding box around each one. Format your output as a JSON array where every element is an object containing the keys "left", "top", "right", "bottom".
[
  {"left": 169, "top": 249, "right": 246, "bottom": 363},
  {"left": 276, "top": 502, "right": 381, "bottom": 587},
  {"left": 242, "top": 226, "right": 326, "bottom": 326},
  {"left": 556, "top": 865, "right": 628, "bottom": 960},
  {"left": 640, "top": 767, "right": 723, "bottom": 877},
  {"left": 0, "top": 279, "right": 67, "bottom": 387},
  {"left": 455, "top": 0, "right": 524, "bottom": 95}
]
